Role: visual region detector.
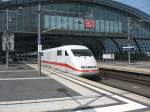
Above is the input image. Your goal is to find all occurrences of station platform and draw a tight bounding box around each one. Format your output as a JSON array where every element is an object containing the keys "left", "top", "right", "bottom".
[
  {"left": 0, "top": 63, "right": 150, "bottom": 112},
  {"left": 97, "top": 61, "right": 150, "bottom": 75}
]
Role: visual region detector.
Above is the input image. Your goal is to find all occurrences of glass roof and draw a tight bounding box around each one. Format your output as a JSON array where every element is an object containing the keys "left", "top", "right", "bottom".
[{"left": 113, "top": 0, "right": 150, "bottom": 15}]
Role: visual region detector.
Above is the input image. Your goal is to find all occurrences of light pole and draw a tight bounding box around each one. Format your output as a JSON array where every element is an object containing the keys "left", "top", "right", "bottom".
[
  {"left": 126, "top": 17, "right": 145, "bottom": 64},
  {"left": 6, "top": 9, "right": 9, "bottom": 68},
  {"left": 38, "top": 3, "right": 42, "bottom": 76},
  {"left": 127, "top": 17, "right": 132, "bottom": 64},
  {"left": 0, "top": 9, "right": 10, "bottom": 68}
]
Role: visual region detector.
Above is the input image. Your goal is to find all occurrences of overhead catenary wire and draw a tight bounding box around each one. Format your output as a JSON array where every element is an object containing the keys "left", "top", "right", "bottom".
[
  {"left": 114, "top": 0, "right": 150, "bottom": 10},
  {"left": 138, "top": 2, "right": 150, "bottom": 10}
]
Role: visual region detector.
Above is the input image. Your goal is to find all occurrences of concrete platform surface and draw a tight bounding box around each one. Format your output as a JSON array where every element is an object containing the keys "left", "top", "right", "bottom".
[
  {"left": 0, "top": 64, "right": 34, "bottom": 71},
  {"left": 0, "top": 78, "right": 79, "bottom": 102},
  {"left": 0, "top": 63, "right": 149, "bottom": 112},
  {"left": 98, "top": 61, "right": 150, "bottom": 75}
]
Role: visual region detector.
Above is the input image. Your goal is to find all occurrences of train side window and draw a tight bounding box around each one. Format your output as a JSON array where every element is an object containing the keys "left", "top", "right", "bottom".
[
  {"left": 57, "top": 50, "right": 62, "bottom": 56},
  {"left": 65, "top": 51, "right": 68, "bottom": 56}
]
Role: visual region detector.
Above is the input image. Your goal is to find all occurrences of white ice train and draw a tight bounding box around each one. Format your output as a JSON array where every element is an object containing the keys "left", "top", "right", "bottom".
[{"left": 41, "top": 45, "right": 99, "bottom": 76}]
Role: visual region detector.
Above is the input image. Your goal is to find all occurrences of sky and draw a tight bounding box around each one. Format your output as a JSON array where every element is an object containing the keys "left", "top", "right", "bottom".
[{"left": 114, "top": 0, "right": 150, "bottom": 15}]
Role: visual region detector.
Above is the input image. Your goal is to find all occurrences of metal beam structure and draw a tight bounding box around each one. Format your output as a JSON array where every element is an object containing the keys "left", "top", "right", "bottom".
[
  {"left": 0, "top": 0, "right": 149, "bottom": 61},
  {"left": 0, "top": 0, "right": 149, "bottom": 23}
]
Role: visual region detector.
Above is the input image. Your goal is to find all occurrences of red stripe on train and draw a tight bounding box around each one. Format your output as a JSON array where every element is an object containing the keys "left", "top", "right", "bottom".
[{"left": 41, "top": 60, "right": 98, "bottom": 72}]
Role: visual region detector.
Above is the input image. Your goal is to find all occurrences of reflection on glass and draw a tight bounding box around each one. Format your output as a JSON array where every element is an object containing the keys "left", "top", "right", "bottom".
[{"left": 71, "top": 49, "right": 93, "bottom": 56}]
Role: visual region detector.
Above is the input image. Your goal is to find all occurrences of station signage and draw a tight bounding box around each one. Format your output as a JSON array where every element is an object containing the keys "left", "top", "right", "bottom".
[
  {"left": 103, "top": 54, "right": 115, "bottom": 60},
  {"left": 38, "top": 44, "right": 42, "bottom": 52},
  {"left": 2, "top": 31, "right": 14, "bottom": 51},
  {"left": 123, "top": 46, "right": 136, "bottom": 51},
  {"left": 84, "top": 19, "right": 96, "bottom": 28}
]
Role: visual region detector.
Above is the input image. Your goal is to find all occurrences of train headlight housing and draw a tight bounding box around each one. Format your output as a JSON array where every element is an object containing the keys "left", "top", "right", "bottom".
[
  {"left": 81, "top": 66, "right": 97, "bottom": 69},
  {"left": 81, "top": 66, "right": 88, "bottom": 69}
]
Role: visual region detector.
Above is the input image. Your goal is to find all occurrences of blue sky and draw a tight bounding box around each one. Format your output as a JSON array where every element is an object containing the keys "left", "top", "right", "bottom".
[
  {"left": 1, "top": 0, "right": 150, "bottom": 15},
  {"left": 114, "top": 0, "right": 150, "bottom": 15}
]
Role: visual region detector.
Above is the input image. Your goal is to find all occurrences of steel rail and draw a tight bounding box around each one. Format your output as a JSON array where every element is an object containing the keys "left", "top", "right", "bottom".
[{"left": 100, "top": 69, "right": 150, "bottom": 86}]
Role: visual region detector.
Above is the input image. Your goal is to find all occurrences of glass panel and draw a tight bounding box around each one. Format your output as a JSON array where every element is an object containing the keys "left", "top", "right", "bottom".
[
  {"left": 44, "top": 15, "right": 50, "bottom": 29},
  {"left": 57, "top": 50, "right": 62, "bottom": 56},
  {"left": 79, "top": 19, "right": 84, "bottom": 31},
  {"left": 104, "top": 39, "right": 119, "bottom": 52},
  {"left": 68, "top": 17, "right": 74, "bottom": 30},
  {"left": 100, "top": 20, "right": 105, "bottom": 32},
  {"left": 110, "top": 21, "right": 114, "bottom": 33},
  {"left": 62, "top": 16, "right": 68, "bottom": 30},
  {"left": 96, "top": 20, "right": 100, "bottom": 32},
  {"left": 71, "top": 49, "right": 93, "bottom": 56},
  {"left": 114, "top": 21, "right": 118, "bottom": 33},
  {"left": 118, "top": 22, "right": 122, "bottom": 33},
  {"left": 136, "top": 40, "right": 150, "bottom": 54},
  {"left": 115, "top": 39, "right": 128, "bottom": 48},
  {"left": 50, "top": 15, "right": 56, "bottom": 29},
  {"left": 56, "top": 15, "right": 62, "bottom": 30},
  {"left": 105, "top": 20, "right": 110, "bottom": 33},
  {"left": 74, "top": 17, "right": 80, "bottom": 31},
  {"left": 65, "top": 51, "right": 69, "bottom": 56}
]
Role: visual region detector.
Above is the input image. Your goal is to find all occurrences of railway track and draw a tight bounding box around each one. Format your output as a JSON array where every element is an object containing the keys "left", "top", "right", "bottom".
[
  {"left": 27, "top": 59, "right": 150, "bottom": 87},
  {"left": 26, "top": 59, "right": 150, "bottom": 86},
  {"left": 25, "top": 61, "right": 150, "bottom": 98},
  {"left": 99, "top": 69, "right": 150, "bottom": 86}
]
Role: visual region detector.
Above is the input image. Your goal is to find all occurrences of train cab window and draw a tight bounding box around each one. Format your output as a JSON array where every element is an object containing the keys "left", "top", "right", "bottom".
[
  {"left": 71, "top": 49, "right": 93, "bottom": 56},
  {"left": 65, "top": 51, "right": 69, "bottom": 56},
  {"left": 57, "top": 50, "right": 62, "bottom": 56}
]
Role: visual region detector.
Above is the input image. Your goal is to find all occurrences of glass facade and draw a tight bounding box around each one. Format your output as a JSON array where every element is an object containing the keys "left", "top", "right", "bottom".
[
  {"left": 104, "top": 39, "right": 119, "bottom": 52},
  {"left": 136, "top": 40, "right": 150, "bottom": 54},
  {"left": 42, "top": 3, "right": 125, "bottom": 34},
  {"left": 0, "top": 2, "right": 149, "bottom": 37},
  {"left": 0, "top": 0, "right": 150, "bottom": 56},
  {"left": 0, "top": 2, "right": 148, "bottom": 36}
]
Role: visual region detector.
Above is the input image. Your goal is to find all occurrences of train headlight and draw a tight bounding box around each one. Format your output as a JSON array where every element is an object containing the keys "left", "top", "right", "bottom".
[{"left": 81, "top": 66, "right": 97, "bottom": 69}]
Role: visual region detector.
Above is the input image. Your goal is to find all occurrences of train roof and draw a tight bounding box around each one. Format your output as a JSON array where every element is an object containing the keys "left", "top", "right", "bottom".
[
  {"left": 43, "top": 45, "right": 89, "bottom": 51},
  {"left": 62, "top": 45, "right": 88, "bottom": 49}
]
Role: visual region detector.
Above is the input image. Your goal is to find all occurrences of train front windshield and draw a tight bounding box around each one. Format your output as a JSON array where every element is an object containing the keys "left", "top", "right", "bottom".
[{"left": 71, "top": 49, "right": 93, "bottom": 57}]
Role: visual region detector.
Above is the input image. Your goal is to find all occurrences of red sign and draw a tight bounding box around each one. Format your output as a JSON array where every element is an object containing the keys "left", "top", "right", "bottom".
[{"left": 84, "top": 19, "right": 96, "bottom": 28}]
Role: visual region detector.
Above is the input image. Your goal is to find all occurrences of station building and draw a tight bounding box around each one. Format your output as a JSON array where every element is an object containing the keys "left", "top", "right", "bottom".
[{"left": 0, "top": 0, "right": 150, "bottom": 60}]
